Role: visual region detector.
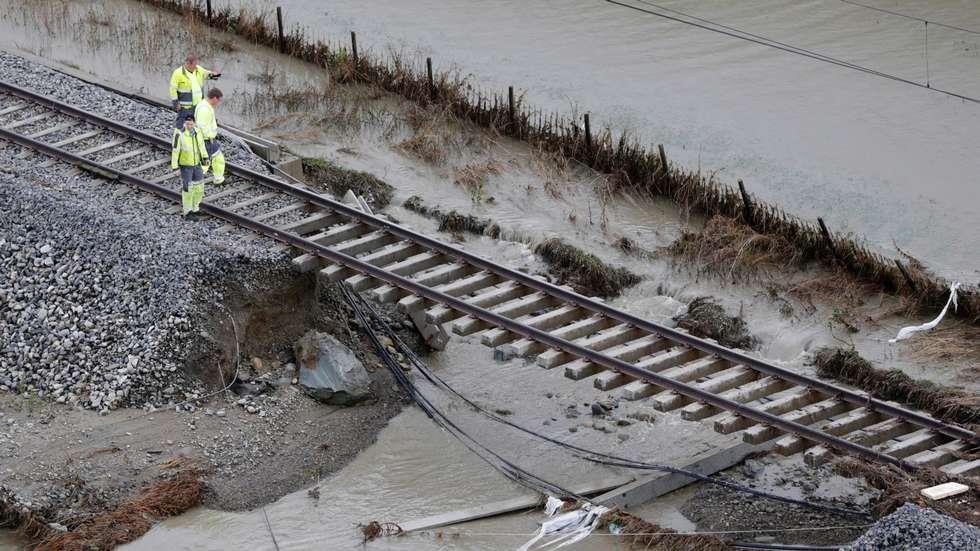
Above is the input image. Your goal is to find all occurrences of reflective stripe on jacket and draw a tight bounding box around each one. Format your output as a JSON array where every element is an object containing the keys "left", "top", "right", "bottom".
[
  {"left": 168, "top": 66, "right": 211, "bottom": 107},
  {"left": 171, "top": 128, "right": 210, "bottom": 168},
  {"left": 194, "top": 101, "right": 219, "bottom": 140}
]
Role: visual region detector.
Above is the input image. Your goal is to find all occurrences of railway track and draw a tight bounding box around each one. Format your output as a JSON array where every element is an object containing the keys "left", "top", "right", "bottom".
[{"left": 1, "top": 80, "right": 976, "bottom": 476}]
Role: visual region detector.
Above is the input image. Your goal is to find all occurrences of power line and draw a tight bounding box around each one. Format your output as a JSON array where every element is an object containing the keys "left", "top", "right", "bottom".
[
  {"left": 603, "top": 0, "right": 980, "bottom": 104},
  {"left": 839, "top": 0, "right": 980, "bottom": 36}
]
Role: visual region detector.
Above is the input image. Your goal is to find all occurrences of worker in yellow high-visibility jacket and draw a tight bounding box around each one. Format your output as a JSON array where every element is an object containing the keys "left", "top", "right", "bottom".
[
  {"left": 195, "top": 88, "right": 225, "bottom": 185},
  {"left": 171, "top": 115, "right": 210, "bottom": 218},
  {"left": 169, "top": 54, "right": 221, "bottom": 128}
]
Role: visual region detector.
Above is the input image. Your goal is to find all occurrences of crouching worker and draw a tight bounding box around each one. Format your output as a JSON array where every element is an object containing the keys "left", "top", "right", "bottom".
[
  {"left": 171, "top": 115, "right": 210, "bottom": 218},
  {"left": 195, "top": 88, "right": 225, "bottom": 184}
]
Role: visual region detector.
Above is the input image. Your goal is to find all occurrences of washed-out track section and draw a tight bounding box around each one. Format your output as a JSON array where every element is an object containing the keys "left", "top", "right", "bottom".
[{"left": 1, "top": 80, "right": 976, "bottom": 476}]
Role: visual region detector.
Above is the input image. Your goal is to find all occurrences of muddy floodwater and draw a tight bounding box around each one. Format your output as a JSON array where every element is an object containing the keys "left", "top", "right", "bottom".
[
  {"left": 0, "top": 1, "right": 976, "bottom": 549},
  {"left": 125, "top": 336, "right": 738, "bottom": 550},
  {"left": 229, "top": 0, "right": 980, "bottom": 281}
]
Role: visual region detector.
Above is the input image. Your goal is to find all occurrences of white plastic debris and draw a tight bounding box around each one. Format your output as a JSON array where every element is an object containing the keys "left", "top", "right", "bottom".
[
  {"left": 517, "top": 497, "right": 609, "bottom": 551},
  {"left": 889, "top": 282, "right": 960, "bottom": 343},
  {"left": 920, "top": 482, "right": 969, "bottom": 501}
]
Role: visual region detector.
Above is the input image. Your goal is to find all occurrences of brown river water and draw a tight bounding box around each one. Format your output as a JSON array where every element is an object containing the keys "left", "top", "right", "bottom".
[
  {"left": 231, "top": 0, "right": 980, "bottom": 282},
  {"left": 0, "top": 1, "right": 975, "bottom": 549}
]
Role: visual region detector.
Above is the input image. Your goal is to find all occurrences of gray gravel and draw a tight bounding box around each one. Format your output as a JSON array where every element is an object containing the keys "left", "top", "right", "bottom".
[
  {"left": 0, "top": 50, "right": 265, "bottom": 171},
  {"left": 0, "top": 157, "right": 287, "bottom": 411},
  {"left": 847, "top": 503, "right": 980, "bottom": 550}
]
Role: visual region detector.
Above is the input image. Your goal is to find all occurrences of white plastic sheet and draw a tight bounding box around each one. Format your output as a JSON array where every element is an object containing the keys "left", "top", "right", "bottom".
[
  {"left": 517, "top": 497, "right": 609, "bottom": 551},
  {"left": 889, "top": 282, "right": 960, "bottom": 343}
]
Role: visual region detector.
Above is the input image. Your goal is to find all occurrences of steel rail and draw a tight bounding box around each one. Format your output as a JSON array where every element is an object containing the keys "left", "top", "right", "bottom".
[
  {"left": 1, "top": 81, "right": 975, "bottom": 456},
  {"left": 0, "top": 124, "right": 959, "bottom": 471}
]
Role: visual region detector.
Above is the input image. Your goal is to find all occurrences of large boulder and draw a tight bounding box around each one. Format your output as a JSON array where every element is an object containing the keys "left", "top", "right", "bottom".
[{"left": 293, "top": 332, "right": 372, "bottom": 406}]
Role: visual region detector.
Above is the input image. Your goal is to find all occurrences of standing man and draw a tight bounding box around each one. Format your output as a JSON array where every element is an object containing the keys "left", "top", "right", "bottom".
[
  {"left": 171, "top": 115, "right": 210, "bottom": 218},
  {"left": 168, "top": 54, "right": 221, "bottom": 128},
  {"left": 195, "top": 88, "right": 225, "bottom": 185}
]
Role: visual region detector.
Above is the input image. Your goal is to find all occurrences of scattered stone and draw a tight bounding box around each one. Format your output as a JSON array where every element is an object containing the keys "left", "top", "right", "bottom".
[
  {"left": 741, "top": 459, "right": 765, "bottom": 479},
  {"left": 494, "top": 408, "right": 513, "bottom": 416}
]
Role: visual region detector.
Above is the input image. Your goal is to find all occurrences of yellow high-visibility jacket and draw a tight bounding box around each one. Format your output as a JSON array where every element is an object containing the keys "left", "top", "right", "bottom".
[
  {"left": 169, "top": 65, "right": 212, "bottom": 109},
  {"left": 171, "top": 128, "right": 210, "bottom": 169},
  {"left": 194, "top": 101, "right": 219, "bottom": 141}
]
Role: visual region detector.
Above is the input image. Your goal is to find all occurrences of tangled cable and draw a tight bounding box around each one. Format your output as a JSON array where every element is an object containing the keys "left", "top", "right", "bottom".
[{"left": 341, "top": 284, "right": 870, "bottom": 520}]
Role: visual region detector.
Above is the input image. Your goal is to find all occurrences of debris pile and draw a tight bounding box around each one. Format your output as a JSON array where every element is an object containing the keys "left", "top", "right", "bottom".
[
  {"left": 674, "top": 297, "right": 758, "bottom": 350},
  {"left": 534, "top": 238, "right": 641, "bottom": 298}
]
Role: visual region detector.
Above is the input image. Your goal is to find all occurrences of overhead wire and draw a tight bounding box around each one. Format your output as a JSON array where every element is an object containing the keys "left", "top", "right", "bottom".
[
  {"left": 342, "top": 284, "right": 870, "bottom": 519},
  {"left": 838, "top": 0, "right": 980, "bottom": 36},
  {"left": 603, "top": 0, "right": 980, "bottom": 104}
]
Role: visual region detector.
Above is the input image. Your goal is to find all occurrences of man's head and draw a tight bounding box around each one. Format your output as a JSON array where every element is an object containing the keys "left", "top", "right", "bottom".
[
  {"left": 207, "top": 88, "right": 223, "bottom": 107},
  {"left": 183, "top": 115, "right": 196, "bottom": 130},
  {"left": 184, "top": 54, "right": 198, "bottom": 72}
]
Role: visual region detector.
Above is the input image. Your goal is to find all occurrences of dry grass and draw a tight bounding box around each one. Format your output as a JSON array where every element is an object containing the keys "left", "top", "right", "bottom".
[
  {"left": 813, "top": 348, "right": 980, "bottom": 426},
  {"left": 396, "top": 133, "right": 447, "bottom": 164},
  {"left": 901, "top": 321, "right": 980, "bottom": 364},
  {"left": 785, "top": 271, "right": 889, "bottom": 314},
  {"left": 831, "top": 457, "right": 979, "bottom": 526},
  {"left": 35, "top": 467, "right": 204, "bottom": 550},
  {"left": 675, "top": 297, "right": 758, "bottom": 350},
  {"left": 535, "top": 238, "right": 641, "bottom": 298},
  {"left": 597, "top": 510, "right": 731, "bottom": 550},
  {"left": 665, "top": 215, "right": 802, "bottom": 281},
  {"left": 453, "top": 161, "right": 499, "bottom": 204}
]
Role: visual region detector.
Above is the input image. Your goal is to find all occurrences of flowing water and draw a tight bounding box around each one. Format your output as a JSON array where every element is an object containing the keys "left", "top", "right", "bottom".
[{"left": 226, "top": 0, "right": 980, "bottom": 282}]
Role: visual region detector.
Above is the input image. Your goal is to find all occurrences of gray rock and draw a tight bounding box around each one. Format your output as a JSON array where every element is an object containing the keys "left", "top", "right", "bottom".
[
  {"left": 847, "top": 503, "right": 980, "bottom": 550},
  {"left": 293, "top": 332, "right": 373, "bottom": 406}
]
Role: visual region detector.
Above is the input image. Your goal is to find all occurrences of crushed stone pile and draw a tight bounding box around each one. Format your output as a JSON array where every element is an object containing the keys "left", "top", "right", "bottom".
[
  {"left": 0, "top": 176, "right": 283, "bottom": 411},
  {"left": 847, "top": 503, "right": 980, "bottom": 550}
]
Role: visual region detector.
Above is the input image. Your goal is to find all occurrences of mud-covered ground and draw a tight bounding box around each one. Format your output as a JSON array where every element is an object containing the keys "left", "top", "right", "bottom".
[{"left": 0, "top": 3, "right": 977, "bottom": 549}]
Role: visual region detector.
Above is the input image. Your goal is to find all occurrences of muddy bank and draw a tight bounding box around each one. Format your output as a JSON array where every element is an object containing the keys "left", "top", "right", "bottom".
[
  {"left": 126, "top": 0, "right": 979, "bottom": 320},
  {"left": 0, "top": 279, "right": 415, "bottom": 545}
]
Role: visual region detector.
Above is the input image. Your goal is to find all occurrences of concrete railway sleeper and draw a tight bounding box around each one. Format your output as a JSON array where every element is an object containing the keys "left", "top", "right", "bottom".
[{"left": 0, "top": 79, "right": 975, "bottom": 475}]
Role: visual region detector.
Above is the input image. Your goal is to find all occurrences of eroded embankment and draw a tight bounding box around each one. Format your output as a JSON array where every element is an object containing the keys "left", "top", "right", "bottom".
[
  {"left": 137, "top": 0, "right": 978, "bottom": 321},
  {"left": 813, "top": 348, "right": 980, "bottom": 428}
]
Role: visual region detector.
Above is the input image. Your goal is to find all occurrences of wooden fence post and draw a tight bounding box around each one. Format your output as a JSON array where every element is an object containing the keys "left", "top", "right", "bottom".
[
  {"left": 276, "top": 6, "right": 285, "bottom": 53},
  {"left": 426, "top": 57, "right": 435, "bottom": 101},
  {"left": 350, "top": 31, "right": 358, "bottom": 65},
  {"left": 894, "top": 259, "right": 917, "bottom": 291},
  {"left": 817, "top": 217, "right": 843, "bottom": 264},
  {"left": 508, "top": 86, "right": 515, "bottom": 130},
  {"left": 206, "top": 0, "right": 212, "bottom": 23},
  {"left": 657, "top": 144, "right": 671, "bottom": 184},
  {"left": 737, "top": 179, "right": 753, "bottom": 225},
  {"left": 584, "top": 113, "right": 592, "bottom": 152}
]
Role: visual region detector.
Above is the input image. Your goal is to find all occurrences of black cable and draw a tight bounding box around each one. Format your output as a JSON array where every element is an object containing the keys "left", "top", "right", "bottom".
[
  {"left": 839, "top": 0, "right": 980, "bottom": 36},
  {"left": 603, "top": 0, "right": 980, "bottom": 104},
  {"left": 340, "top": 283, "right": 584, "bottom": 502},
  {"left": 344, "top": 286, "right": 870, "bottom": 519}
]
